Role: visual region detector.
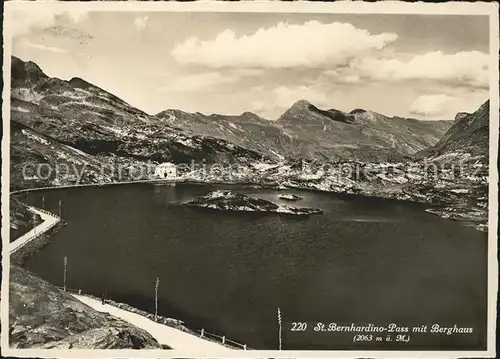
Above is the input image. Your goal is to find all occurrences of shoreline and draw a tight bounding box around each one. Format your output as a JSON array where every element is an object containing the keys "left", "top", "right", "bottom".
[
  {"left": 10, "top": 177, "right": 487, "bottom": 231},
  {"left": 10, "top": 206, "right": 61, "bottom": 254},
  {"left": 8, "top": 177, "right": 439, "bottom": 207},
  {"left": 9, "top": 203, "right": 66, "bottom": 266},
  {"left": 10, "top": 178, "right": 181, "bottom": 195}
]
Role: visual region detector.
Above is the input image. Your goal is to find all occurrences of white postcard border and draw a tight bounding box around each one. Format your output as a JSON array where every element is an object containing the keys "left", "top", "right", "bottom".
[{"left": 2, "top": 1, "right": 498, "bottom": 358}]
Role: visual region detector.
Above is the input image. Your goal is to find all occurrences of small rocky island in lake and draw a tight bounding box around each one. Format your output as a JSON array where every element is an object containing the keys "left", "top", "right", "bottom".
[
  {"left": 185, "top": 190, "right": 322, "bottom": 216},
  {"left": 278, "top": 193, "right": 303, "bottom": 201}
]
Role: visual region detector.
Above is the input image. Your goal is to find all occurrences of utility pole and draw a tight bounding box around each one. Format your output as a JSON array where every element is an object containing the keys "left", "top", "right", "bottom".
[
  {"left": 278, "top": 307, "right": 282, "bottom": 350},
  {"left": 155, "top": 277, "right": 160, "bottom": 322},
  {"left": 63, "top": 255, "right": 68, "bottom": 291},
  {"left": 41, "top": 196, "right": 44, "bottom": 210},
  {"left": 58, "top": 200, "right": 62, "bottom": 218},
  {"left": 33, "top": 213, "right": 37, "bottom": 235}
]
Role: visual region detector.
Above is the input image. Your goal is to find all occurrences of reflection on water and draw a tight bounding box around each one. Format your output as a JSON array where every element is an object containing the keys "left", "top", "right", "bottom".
[
  {"left": 152, "top": 184, "right": 179, "bottom": 206},
  {"left": 344, "top": 217, "right": 396, "bottom": 223},
  {"left": 20, "top": 183, "right": 487, "bottom": 350}
]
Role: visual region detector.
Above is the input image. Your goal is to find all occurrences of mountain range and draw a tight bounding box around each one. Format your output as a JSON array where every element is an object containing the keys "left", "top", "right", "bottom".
[
  {"left": 10, "top": 56, "right": 456, "bottom": 187},
  {"left": 9, "top": 56, "right": 490, "bottom": 230},
  {"left": 10, "top": 56, "right": 265, "bottom": 189},
  {"left": 156, "top": 98, "right": 452, "bottom": 162}
]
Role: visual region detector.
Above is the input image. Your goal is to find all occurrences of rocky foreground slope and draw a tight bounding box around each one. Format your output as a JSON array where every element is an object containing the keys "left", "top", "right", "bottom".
[{"left": 9, "top": 266, "right": 162, "bottom": 349}]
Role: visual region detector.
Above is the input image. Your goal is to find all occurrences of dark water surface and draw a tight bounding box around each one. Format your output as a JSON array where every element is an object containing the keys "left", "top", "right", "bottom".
[{"left": 20, "top": 183, "right": 487, "bottom": 350}]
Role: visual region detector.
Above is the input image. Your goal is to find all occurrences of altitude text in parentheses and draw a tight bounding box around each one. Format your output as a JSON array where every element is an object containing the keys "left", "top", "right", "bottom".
[{"left": 352, "top": 334, "right": 374, "bottom": 343}]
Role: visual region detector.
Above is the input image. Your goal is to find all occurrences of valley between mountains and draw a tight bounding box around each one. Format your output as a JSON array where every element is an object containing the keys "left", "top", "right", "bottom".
[{"left": 10, "top": 56, "right": 489, "bottom": 231}]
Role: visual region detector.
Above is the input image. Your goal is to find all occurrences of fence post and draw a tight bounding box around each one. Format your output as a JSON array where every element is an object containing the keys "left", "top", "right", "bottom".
[
  {"left": 200, "top": 329, "right": 204, "bottom": 337},
  {"left": 63, "top": 255, "right": 68, "bottom": 291},
  {"left": 154, "top": 277, "right": 159, "bottom": 322},
  {"left": 278, "top": 307, "right": 282, "bottom": 350},
  {"left": 222, "top": 336, "right": 225, "bottom": 345}
]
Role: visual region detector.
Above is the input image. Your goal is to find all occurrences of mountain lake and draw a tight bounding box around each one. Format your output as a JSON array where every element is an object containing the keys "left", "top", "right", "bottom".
[{"left": 18, "top": 183, "right": 487, "bottom": 350}]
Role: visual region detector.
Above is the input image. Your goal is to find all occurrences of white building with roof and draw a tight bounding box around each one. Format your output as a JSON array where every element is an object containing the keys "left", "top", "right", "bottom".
[{"left": 154, "top": 162, "right": 178, "bottom": 179}]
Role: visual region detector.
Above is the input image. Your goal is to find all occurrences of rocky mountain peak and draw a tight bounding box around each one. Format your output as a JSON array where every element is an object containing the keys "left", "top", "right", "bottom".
[
  {"left": 350, "top": 109, "right": 383, "bottom": 122},
  {"left": 288, "top": 99, "right": 313, "bottom": 111},
  {"left": 454, "top": 112, "right": 471, "bottom": 124},
  {"left": 452, "top": 101, "right": 489, "bottom": 132},
  {"left": 477, "top": 100, "right": 490, "bottom": 121},
  {"left": 69, "top": 77, "right": 96, "bottom": 90},
  {"left": 241, "top": 111, "right": 260, "bottom": 119},
  {"left": 11, "top": 56, "right": 48, "bottom": 85},
  {"left": 238, "top": 111, "right": 270, "bottom": 124},
  {"left": 350, "top": 108, "right": 367, "bottom": 115},
  {"left": 416, "top": 100, "right": 489, "bottom": 162},
  {"left": 156, "top": 109, "right": 188, "bottom": 118},
  {"left": 278, "top": 99, "right": 330, "bottom": 122}
]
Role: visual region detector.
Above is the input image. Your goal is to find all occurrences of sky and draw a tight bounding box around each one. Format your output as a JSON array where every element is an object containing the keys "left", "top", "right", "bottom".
[{"left": 11, "top": 10, "right": 490, "bottom": 121}]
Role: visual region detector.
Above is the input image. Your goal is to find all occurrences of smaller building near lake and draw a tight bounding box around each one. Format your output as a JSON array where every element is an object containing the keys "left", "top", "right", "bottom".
[{"left": 154, "top": 162, "right": 178, "bottom": 179}]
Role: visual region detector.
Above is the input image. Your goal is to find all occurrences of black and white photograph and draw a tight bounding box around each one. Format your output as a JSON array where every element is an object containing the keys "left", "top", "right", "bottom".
[{"left": 2, "top": 2, "right": 498, "bottom": 357}]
